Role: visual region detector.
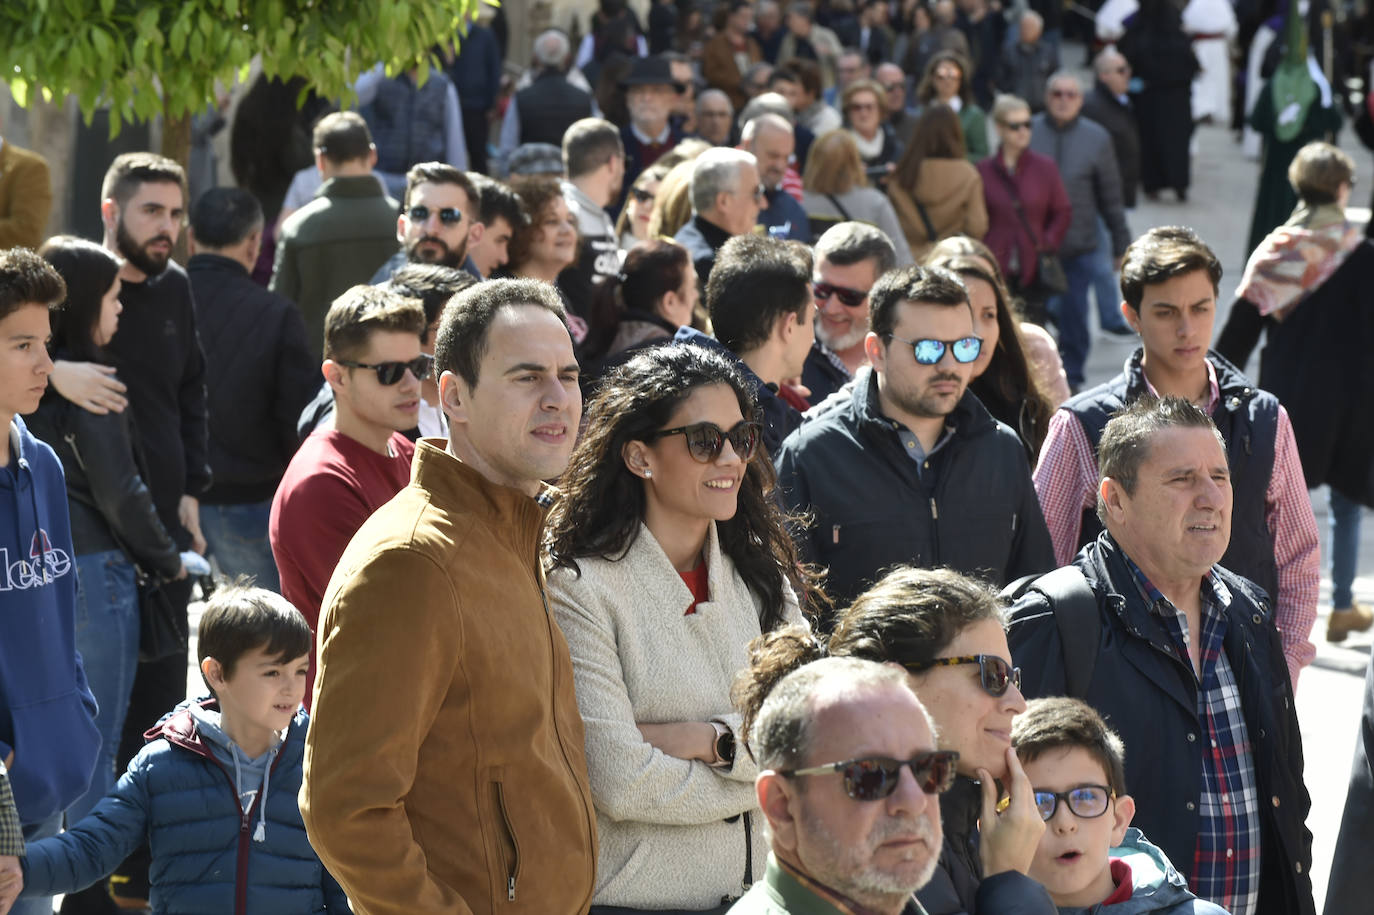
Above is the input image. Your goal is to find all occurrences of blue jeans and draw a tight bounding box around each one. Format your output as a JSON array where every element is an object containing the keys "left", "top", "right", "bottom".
[
  {"left": 1330, "top": 487, "right": 1364, "bottom": 609},
  {"left": 1093, "top": 219, "right": 1128, "bottom": 331},
  {"left": 67, "top": 549, "right": 140, "bottom": 824},
  {"left": 200, "top": 499, "right": 279, "bottom": 591},
  {"left": 13, "top": 812, "right": 62, "bottom": 915},
  {"left": 1048, "top": 249, "right": 1099, "bottom": 387}
]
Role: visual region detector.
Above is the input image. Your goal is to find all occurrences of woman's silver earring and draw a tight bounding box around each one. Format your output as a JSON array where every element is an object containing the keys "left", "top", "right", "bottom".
[{"left": 644, "top": 469, "right": 653, "bottom": 478}]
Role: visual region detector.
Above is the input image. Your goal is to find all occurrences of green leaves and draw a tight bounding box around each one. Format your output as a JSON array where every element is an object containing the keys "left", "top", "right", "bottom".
[{"left": 0, "top": 0, "right": 487, "bottom": 132}]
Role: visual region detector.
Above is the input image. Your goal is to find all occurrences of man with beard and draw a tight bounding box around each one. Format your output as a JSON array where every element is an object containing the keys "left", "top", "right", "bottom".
[
  {"left": 369, "top": 162, "right": 483, "bottom": 285},
  {"left": 730, "top": 657, "right": 946, "bottom": 915},
  {"left": 271, "top": 112, "right": 399, "bottom": 359},
  {"left": 618, "top": 56, "right": 686, "bottom": 213},
  {"left": 43, "top": 152, "right": 210, "bottom": 912},
  {"left": 776, "top": 265, "right": 1053, "bottom": 611},
  {"left": 800, "top": 222, "right": 896, "bottom": 405}
]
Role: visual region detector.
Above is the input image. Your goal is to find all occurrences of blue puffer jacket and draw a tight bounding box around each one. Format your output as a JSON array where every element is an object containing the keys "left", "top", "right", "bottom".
[
  {"left": 1057, "top": 828, "right": 1229, "bottom": 914},
  {"left": 21, "top": 698, "right": 348, "bottom": 914}
]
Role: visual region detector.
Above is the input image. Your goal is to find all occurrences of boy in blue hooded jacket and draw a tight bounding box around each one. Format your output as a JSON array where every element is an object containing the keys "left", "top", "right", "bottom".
[
  {"left": 0, "top": 247, "right": 101, "bottom": 915},
  {"left": 19, "top": 583, "right": 348, "bottom": 914},
  {"left": 1013, "top": 698, "right": 1229, "bottom": 915}
]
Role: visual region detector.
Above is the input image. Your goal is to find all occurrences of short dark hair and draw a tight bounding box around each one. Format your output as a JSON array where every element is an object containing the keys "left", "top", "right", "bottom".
[
  {"left": 468, "top": 173, "right": 530, "bottom": 231},
  {"left": 323, "top": 285, "right": 427, "bottom": 363},
  {"left": 563, "top": 118, "right": 625, "bottom": 180},
  {"left": 775, "top": 59, "right": 822, "bottom": 99},
  {"left": 312, "top": 111, "right": 373, "bottom": 165},
  {"left": 867, "top": 264, "right": 969, "bottom": 339},
  {"left": 707, "top": 234, "right": 811, "bottom": 354},
  {"left": 387, "top": 263, "right": 478, "bottom": 344},
  {"left": 190, "top": 187, "right": 264, "bottom": 249},
  {"left": 403, "top": 162, "right": 476, "bottom": 212},
  {"left": 197, "top": 580, "right": 313, "bottom": 696},
  {"left": 100, "top": 152, "right": 186, "bottom": 209},
  {"left": 38, "top": 237, "right": 117, "bottom": 363},
  {"left": 814, "top": 221, "right": 897, "bottom": 276},
  {"left": 1119, "top": 226, "right": 1222, "bottom": 313},
  {"left": 1013, "top": 697, "right": 1128, "bottom": 796},
  {"left": 0, "top": 246, "right": 67, "bottom": 325},
  {"left": 1096, "top": 395, "right": 1225, "bottom": 522},
  {"left": 434, "top": 278, "right": 568, "bottom": 388}
]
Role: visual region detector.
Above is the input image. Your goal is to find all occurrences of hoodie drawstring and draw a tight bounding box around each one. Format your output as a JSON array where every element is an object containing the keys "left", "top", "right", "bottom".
[{"left": 230, "top": 738, "right": 277, "bottom": 843}]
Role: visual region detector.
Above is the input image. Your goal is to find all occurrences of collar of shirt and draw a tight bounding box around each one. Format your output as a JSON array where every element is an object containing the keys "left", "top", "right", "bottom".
[
  {"left": 1121, "top": 548, "right": 1230, "bottom": 618},
  {"left": 1140, "top": 357, "right": 1221, "bottom": 413},
  {"left": 814, "top": 339, "right": 853, "bottom": 379},
  {"left": 775, "top": 855, "right": 897, "bottom": 915},
  {"left": 894, "top": 420, "right": 956, "bottom": 468},
  {"left": 630, "top": 122, "right": 672, "bottom": 146}
]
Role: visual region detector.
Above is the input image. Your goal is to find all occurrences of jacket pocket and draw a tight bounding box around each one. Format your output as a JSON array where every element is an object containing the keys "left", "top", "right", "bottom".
[{"left": 486, "top": 771, "right": 522, "bottom": 903}]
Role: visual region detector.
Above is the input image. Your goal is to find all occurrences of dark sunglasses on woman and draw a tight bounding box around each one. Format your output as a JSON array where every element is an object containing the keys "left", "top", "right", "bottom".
[
  {"left": 335, "top": 354, "right": 434, "bottom": 385},
  {"left": 903, "top": 654, "right": 1021, "bottom": 697},
  {"left": 648, "top": 420, "right": 762, "bottom": 463},
  {"left": 779, "top": 750, "right": 960, "bottom": 801}
]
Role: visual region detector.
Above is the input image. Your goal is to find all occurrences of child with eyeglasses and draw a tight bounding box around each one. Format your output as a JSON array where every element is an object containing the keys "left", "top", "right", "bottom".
[{"left": 1012, "top": 698, "right": 1228, "bottom": 914}]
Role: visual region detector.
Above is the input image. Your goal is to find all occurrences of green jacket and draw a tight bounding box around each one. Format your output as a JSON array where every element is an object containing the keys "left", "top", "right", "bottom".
[
  {"left": 269, "top": 175, "right": 399, "bottom": 359},
  {"left": 729, "top": 855, "right": 930, "bottom": 915}
]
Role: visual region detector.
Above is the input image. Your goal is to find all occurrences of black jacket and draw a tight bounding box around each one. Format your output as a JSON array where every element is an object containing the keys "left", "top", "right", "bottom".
[
  {"left": 1066, "top": 348, "right": 1279, "bottom": 603},
  {"left": 1081, "top": 81, "right": 1141, "bottom": 209},
  {"left": 917, "top": 777, "right": 1056, "bottom": 915},
  {"left": 1256, "top": 240, "right": 1374, "bottom": 507},
  {"left": 26, "top": 386, "right": 181, "bottom": 579},
  {"left": 515, "top": 70, "right": 593, "bottom": 148},
  {"left": 775, "top": 368, "right": 1054, "bottom": 613},
  {"left": 1325, "top": 650, "right": 1374, "bottom": 912},
  {"left": 105, "top": 261, "right": 210, "bottom": 550},
  {"left": 188, "top": 253, "right": 317, "bottom": 504},
  {"left": 1007, "top": 535, "right": 1315, "bottom": 915}
]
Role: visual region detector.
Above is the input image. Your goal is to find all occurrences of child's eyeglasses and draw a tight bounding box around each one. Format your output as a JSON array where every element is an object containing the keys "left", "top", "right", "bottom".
[{"left": 1033, "top": 785, "right": 1114, "bottom": 821}]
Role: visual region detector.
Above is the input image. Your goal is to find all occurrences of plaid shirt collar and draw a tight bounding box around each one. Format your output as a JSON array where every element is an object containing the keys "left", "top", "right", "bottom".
[
  {"left": 813, "top": 339, "right": 853, "bottom": 380},
  {"left": 1120, "top": 551, "right": 1232, "bottom": 623}
]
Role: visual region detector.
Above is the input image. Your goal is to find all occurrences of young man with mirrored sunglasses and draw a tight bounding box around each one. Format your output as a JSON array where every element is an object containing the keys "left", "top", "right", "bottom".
[{"left": 776, "top": 264, "right": 1055, "bottom": 620}]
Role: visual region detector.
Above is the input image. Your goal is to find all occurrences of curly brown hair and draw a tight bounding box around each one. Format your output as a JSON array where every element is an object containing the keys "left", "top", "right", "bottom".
[{"left": 506, "top": 175, "right": 575, "bottom": 272}]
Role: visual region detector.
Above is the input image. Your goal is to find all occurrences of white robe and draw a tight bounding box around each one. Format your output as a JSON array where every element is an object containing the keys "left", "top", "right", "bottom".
[{"left": 1183, "top": 0, "right": 1238, "bottom": 121}]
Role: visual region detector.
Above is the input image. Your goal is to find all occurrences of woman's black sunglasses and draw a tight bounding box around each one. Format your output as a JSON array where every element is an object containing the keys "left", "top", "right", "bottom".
[
  {"left": 904, "top": 654, "right": 1021, "bottom": 697},
  {"left": 648, "top": 420, "right": 762, "bottom": 463},
  {"left": 779, "top": 750, "right": 960, "bottom": 801},
  {"left": 335, "top": 354, "right": 434, "bottom": 385}
]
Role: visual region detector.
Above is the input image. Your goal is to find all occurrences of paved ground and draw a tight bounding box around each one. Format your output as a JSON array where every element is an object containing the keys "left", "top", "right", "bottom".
[{"left": 166, "top": 108, "right": 1372, "bottom": 914}]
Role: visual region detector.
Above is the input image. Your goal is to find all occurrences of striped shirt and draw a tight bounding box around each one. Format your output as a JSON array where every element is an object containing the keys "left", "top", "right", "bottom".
[{"left": 1124, "top": 555, "right": 1261, "bottom": 915}]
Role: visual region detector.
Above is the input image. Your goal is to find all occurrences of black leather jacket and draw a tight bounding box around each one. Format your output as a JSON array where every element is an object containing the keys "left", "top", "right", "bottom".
[{"left": 26, "top": 389, "right": 181, "bottom": 579}]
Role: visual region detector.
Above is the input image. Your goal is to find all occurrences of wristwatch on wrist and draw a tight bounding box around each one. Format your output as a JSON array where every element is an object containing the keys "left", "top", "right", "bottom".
[{"left": 709, "top": 720, "right": 736, "bottom": 769}]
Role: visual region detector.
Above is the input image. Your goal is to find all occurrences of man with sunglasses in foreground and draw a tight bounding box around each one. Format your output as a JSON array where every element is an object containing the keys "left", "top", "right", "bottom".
[
  {"left": 270, "top": 285, "right": 428, "bottom": 701},
  {"left": 732, "top": 656, "right": 950, "bottom": 914},
  {"left": 776, "top": 264, "right": 1053, "bottom": 617},
  {"left": 1009, "top": 397, "right": 1314, "bottom": 915},
  {"left": 271, "top": 112, "right": 400, "bottom": 361}
]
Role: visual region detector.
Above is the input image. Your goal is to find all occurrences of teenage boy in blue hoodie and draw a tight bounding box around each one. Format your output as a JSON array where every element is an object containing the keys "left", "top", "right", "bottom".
[
  {"left": 1012, "top": 698, "right": 1228, "bottom": 915},
  {"left": 18, "top": 583, "right": 349, "bottom": 914},
  {"left": 0, "top": 247, "right": 101, "bottom": 915}
]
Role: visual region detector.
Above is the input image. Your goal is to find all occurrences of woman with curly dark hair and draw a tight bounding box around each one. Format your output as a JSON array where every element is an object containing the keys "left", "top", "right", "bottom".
[
  {"left": 503, "top": 175, "right": 580, "bottom": 287},
  {"left": 545, "top": 343, "right": 809, "bottom": 913},
  {"left": 733, "top": 566, "right": 1054, "bottom": 915}
]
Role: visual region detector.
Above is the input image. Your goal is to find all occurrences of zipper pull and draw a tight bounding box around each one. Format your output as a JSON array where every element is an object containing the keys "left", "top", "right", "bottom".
[
  {"left": 832, "top": 524, "right": 840, "bottom": 544},
  {"left": 929, "top": 497, "right": 938, "bottom": 520},
  {"left": 508, "top": 877, "right": 516, "bottom": 901}
]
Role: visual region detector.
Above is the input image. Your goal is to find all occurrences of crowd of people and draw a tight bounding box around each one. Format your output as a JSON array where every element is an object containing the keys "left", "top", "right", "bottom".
[{"left": 0, "top": 1, "right": 1371, "bottom": 915}]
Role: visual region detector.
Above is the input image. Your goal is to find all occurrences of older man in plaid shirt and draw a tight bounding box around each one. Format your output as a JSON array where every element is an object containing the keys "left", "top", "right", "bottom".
[{"left": 1008, "top": 396, "right": 1314, "bottom": 915}]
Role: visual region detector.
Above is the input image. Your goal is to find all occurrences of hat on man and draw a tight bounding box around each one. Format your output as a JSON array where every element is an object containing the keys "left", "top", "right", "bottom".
[
  {"left": 620, "top": 55, "right": 686, "bottom": 92},
  {"left": 506, "top": 143, "right": 564, "bottom": 178}
]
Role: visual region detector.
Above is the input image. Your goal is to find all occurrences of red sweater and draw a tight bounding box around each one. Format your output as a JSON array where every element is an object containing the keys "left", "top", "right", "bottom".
[{"left": 269, "top": 430, "right": 413, "bottom": 703}]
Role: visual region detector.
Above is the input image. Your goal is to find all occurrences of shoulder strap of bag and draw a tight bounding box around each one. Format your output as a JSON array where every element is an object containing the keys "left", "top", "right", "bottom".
[
  {"left": 825, "top": 193, "right": 853, "bottom": 221},
  {"left": 913, "top": 197, "right": 938, "bottom": 242},
  {"left": 1003, "top": 566, "right": 1100, "bottom": 699},
  {"left": 991, "top": 164, "right": 1046, "bottom": 253}
]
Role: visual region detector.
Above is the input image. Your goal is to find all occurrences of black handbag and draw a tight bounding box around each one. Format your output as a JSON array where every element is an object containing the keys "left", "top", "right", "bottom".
[{"left": 993, "top": 167, "right": 1068, "bottom": 295}]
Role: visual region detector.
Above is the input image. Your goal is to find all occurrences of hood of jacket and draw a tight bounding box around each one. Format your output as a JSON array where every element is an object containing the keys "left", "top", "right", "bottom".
[
  {"left": 1056, "top": 828, "right": 1204, "bottom": 914},
  {"left": 0, "top": 416, "right": 100, "bottom": 825}
]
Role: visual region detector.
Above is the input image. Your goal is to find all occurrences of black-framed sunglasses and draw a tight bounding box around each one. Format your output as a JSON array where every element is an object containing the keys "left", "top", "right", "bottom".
[
  {"left": 407, "top": 205, "right": 463, "bottom": 225},
  {"left": 1033, "top": 785, "right": 1114, "bottom": 821},
  {"left": 779, "top": 750, "right": 960, "bottom": 801},
  {"left": 1001, "top": 119, "right": 1032, "bottom": 131},
  {"left": 904, "top": 654, "right": 1021, "bottom": 697},
  {"left": 648, "top": 420, "right": 762, "bottom": 463},
  {"left": 335, "top": 354, "right": 433, "bottom": 385},
  {"left": 885, "top": 334, "right": 982, "bottom": 365},
  {"left": 629, "top": 187, "right": 656, "bottom": 204},
  {"left": 813, "top": 281, "right": 868, "bottom": 308}
]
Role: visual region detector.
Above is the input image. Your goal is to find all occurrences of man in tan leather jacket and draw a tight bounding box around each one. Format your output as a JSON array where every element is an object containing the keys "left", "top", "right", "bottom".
[{"left": 301, "top": 277, "right": 597, "bottom": 914}]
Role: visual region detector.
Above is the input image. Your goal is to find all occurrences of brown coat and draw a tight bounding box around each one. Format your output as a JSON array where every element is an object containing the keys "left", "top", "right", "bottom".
[
  {"left": 302, "top": 440, "right": 598, "bottom": 915},
  {"left": 0, "top": 142, "right": 51, "bottom": 250},
  {"left": 887, "top": 157, "right": 988, "bottom": 261},
  {"left": 701, "top": 33, "right": 762, "bottom": 110}
]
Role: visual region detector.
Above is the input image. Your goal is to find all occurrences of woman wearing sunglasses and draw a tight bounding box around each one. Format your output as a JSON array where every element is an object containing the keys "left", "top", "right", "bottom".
[
  {"left": 615, "top": 163, "right": 669, "bottom": 252},
  {"left": 736, "top": 566, "right": 1056, "bottom": 915},
  {"left": 545, "top": 344, "right": 811, "bottom": 914}
]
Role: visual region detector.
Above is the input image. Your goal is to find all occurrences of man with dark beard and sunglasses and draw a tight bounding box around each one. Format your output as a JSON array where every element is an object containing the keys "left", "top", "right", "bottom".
[
  {"left": 731, "top": 657, "right": 946, "bottom": 915},
  {"left": 369, "top": 162, "right": 483, "bottom": 285},
  {"left": 775, "top": 264, "right": 1053, "bottom": 616}
]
